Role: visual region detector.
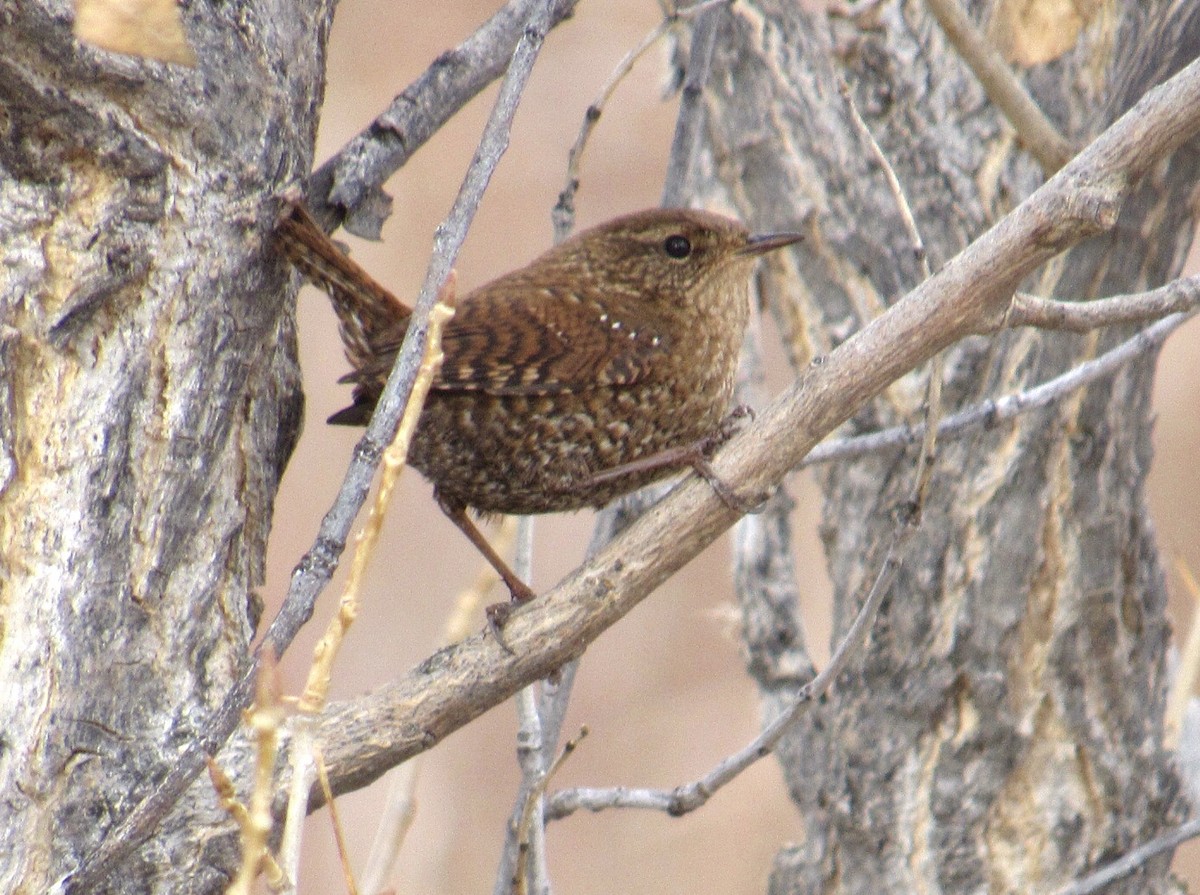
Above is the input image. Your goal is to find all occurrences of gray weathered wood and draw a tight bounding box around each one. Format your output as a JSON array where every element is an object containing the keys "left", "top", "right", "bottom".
[
  {"left": 0, "top": 1, "right": 332, "bottom": 890},
  {"left": 697, "top": 1, "right": 1199, "bottom": 892}
]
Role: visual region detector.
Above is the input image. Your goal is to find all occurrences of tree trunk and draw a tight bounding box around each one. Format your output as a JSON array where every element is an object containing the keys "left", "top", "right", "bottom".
[
  {"left": 0, "top": 2, "right": 331, "bottom": 890},
  {"left": 700, "top": 1, "right": 1198, "bottom": 892}
]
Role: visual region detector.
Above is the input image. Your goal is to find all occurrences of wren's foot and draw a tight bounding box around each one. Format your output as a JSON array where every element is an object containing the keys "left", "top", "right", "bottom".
[
  {"left": 714, "top": 404, "right": 755, "bottom": 442},
  {"left": 684, "top": 456, "right": 767, "bottom": 515},
  {"left": 484, "top": 574, "right": 538, "bottom": 654},
  {"left": 587, "top": 405, "right": 767, "bottom": 514},
  {"left": 485, "top": 600, "right": 518, "bottom": 653},
  {"left": 436, "top": 493, "right": 538, "bottom": 651}
]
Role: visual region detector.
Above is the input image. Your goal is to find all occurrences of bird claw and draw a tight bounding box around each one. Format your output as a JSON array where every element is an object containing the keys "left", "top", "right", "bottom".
[
  {"left": 484, "top": 574, "right": 537, "bottom": 654},
  {"left": 690, "top": 457, "right": 771, "bottom": 515},
  {"left": 699, "top": 405, "right": 755, "bottom": 454},
  {"left": 485, "top": 601, "right": 518, "bottom": 654},
  {"left": 688, "top": 406, "right": 767, "bottom": 513}
]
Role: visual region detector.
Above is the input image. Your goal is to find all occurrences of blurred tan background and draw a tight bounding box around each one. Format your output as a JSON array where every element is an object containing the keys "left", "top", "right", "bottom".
[{"left": 262, "top": 2, "right": 1200, "bottom": 891}]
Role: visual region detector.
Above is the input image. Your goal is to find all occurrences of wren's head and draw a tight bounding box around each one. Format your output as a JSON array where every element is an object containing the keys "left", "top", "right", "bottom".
[{"left": 539, "top": 208, "right": 803, "bottom": 310}]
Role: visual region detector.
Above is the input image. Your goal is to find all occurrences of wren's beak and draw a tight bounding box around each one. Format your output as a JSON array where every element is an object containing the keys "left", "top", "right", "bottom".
[{"left": 738, "top": 230, "right": 804, "bottom": 256}]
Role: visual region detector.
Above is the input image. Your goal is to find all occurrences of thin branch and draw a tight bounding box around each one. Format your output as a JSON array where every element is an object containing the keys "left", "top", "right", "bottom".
[
  {"left": 362, "top": 499, "right": 513, "bottom": 892},
  {"left": 358, "top": 761, "right": 419, "bottom": 895},
  {"left": 660, "top": 2, "right": 726, "bottom": 208},
  {"left": 226, "top": 656, "right": 285, "bottom": 895},
  {"left": 998, "top": 275, "right": 1200, "bottom": 332},
  {"left": 552, "top": 0, "right": 729, "bottom": 239},
  {"left": 298, "top": 280, "right": 455, "bottom": 716},
  {"left": 801, "top": 310, "right": 1193, "bottom": 469},
  {"left": 924, "top": 0, "right": 1074, "bottom": 174},
  {"left": 552, "top": 22, "right": 668, "bottom": 239},
  {"left": 314, "top": 749, "right": 359, "bottom": 895},
  {"left": 278, "top": 278, "right": 455, "bottom": 884},
  {"left": 494, "top": 518, "right": 550, "bottom": 895},
  {"left": 1053, "top": 816, "right": 1200, "bottom": 895},
  {"left": 840, "top": 76, "right": 941, "bottom": 513},
  {"left": 206, "top": 757, "right": 286, "bottom": 890},
  {"left": 60, "top": 5, "right": 555, "bottom": 890},
  {"left": 841, "top": 78, "right": 930, "bottom": 281},
  {"left": 545, "top": 532, "right": 900, "bottom": 820},
  {"left": 307, "top": 0, "right": 581, "bottom": 237}
]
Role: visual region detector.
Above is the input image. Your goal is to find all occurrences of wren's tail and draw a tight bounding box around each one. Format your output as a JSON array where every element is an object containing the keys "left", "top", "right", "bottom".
[{"left": 274, "top": 201, "right": 411, "bottom": 384}]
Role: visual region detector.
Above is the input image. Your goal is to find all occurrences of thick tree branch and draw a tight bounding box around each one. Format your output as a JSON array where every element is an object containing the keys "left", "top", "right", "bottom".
[
  {"left": 310, "top": 55, "right": 1200, "bottom": 801},
  {"left": 307, "top": 0, "right": 580, "bottom": 237}
]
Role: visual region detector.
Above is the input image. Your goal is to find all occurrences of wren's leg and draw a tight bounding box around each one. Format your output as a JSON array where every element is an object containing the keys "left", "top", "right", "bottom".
[
  {"left": 586, "top": 406, "right": 768, "bottom": 513},
  {"left": 436, "top": 493, "right": 536, "bottom": 640}
]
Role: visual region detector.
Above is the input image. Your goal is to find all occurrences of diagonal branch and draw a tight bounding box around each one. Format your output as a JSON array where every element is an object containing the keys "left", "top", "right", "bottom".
[
  {"left": 309, "top": 55, "right": 1200, "bottom": 802},
  {"left": 804, "top": 308, "right": 1196, "bottom": 468},
  {"left": 544, "top": 529, "right": 899, "bottom": 820},
  {"left": 1053, "top": 816, "right": 1200, "bottom": 895},
  {"left": 306, "top": 0, "right": 581, "bottom": 237}
]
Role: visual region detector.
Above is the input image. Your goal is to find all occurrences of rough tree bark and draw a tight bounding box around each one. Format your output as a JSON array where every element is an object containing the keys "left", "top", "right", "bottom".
[
  {"left": 0, "top": 1, "right": 333, "bottom": 891},
  {"left": 701, "top": 1, "right": 1199, "bottom": 893}
]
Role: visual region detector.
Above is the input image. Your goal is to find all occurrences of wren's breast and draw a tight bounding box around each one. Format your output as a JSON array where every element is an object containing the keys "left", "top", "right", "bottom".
[{"left": 408, "top": 355, "right": 738, "bottom": 516}]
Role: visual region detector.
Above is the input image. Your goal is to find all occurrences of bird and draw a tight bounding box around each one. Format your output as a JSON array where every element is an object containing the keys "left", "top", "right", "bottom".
[{"left": 276, "top": 201, "right": 801, "bottom": 617}]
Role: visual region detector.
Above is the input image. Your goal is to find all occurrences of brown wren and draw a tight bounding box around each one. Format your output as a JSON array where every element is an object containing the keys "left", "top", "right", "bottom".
[{"left": 276, "top": 202, "right": 801, "bottom": 612}]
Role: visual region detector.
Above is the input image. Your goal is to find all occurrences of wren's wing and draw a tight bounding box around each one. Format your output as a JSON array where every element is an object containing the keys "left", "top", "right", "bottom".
[
  {"left": 436, "top": 289, "right": 667, "bottom": 395},
  {"left": 345, "top": 286, "right": 668, "bottom": 399}
]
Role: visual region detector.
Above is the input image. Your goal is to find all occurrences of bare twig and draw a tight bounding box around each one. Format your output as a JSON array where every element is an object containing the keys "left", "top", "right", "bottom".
[
  {"left": 359, "top": 761, "right": 420, "bottom": 895},
  {"left": 924, "top": 0, "right": 1074, "bottom": 174},
  {"left": 277, "top": 279, "right": 455, "bottom": 884},
  {"left": 226, "top": 655, "right": 285, "bottom": 895},
  {"left": 315, "top": 749, "right": 359, "bottom": 895},
  {"left": 998, "top": 275, "right": 1200, "bottom": 332},
  {"left": 494, "top": 518, "right": 551, "bottom": 895},
  {"left": 307, "top": 0, "right": 581, "bottom": 236},
  {"left": 841, "top": 78, "right": 929, "bottom": 281},
  {"left": 362, "top": 490, "right": 512, "bottom": 893},
  {"left": 1052, "top": 816, "right": 1200, "bottom": 895},
  {"left": 552, "top": 0, "right": 729, "bottom": 238},
  {"left": 545, "top": 535, "right": 899, "bottom": 820},
  {"left": 299, "top": 280, "right": 455, "bottom": 716},
  {"left": 840, "top": 77, "right": 941, "bottom": 512},
  {"left": 661, "top": 2, "right": 726, "bottom": 208},
  {"left": 60, "top": 6, "right": 555, "bottom": 889},
  {"left": 802, "top": 311, "right": 1193, "bottom": 468},
  {"left": 206, "top": 757, "right": 286, "bottom": 890}
]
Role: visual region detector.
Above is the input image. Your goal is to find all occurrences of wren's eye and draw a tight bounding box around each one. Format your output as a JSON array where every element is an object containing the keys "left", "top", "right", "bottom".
[{"left": 663, "top": 234, "right": 692, "bottom": 259}]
